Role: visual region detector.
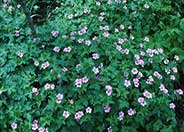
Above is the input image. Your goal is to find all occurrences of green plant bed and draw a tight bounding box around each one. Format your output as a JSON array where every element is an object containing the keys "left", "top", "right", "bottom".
[{"left": 0, "top": 0, "right": 184, "bottom": 132}]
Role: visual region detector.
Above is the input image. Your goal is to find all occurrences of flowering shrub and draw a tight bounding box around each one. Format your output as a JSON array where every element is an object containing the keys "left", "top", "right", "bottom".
[{"left": 0, "top": 0, "right": 184, "bottom": 132}]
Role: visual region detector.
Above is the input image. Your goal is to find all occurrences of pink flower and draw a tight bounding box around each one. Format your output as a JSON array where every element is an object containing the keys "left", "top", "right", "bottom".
[
  {"left": 170, "top": 75, "right": 175, "bottom": 80},
  {"left": 133, "top": 78, "right": 139, "bottom": 84},
  {"left": 92, "top": 67, "right": 99, "bottom": 74},
  {"left": 131, "top": 68, "right": 138, "bottom": 75},
  {"left": 174, "top": 55, "right": 179, "bottom": 61},
  {"left": 44, "top": 83, "right": 51, "bottom": 90},
  {"left": 63, "top": 111, "right": 70, "bottom": 118},
  {"left": 50, "top": 84, "right": 55, "bottom": 90},
  {"left": 92, "top": 53, "right": 100, "bottom": 60},
  {"left": 159, "top": 84, "right": 165, "bottom": 90},
  {"left": 135, "top": 59, "right": 144, "bottom": 66},
  {"left": 104, "top": 105, "right": 111, "bottom": 113},
  {"left": 33, "top": 120, "right": 38, "bottom": 124},
  {"left": 85, "top": 40, "right": 91, "bottom": 46},
  {"left": 163, "top": 88, "right": 168, "bottom": 94},
  {"left": 32, "top": 123, "right": 38, "bottom": 131},
  {"left": 63, "top": 46, "right": 72, "bottom": 53},
  {"left": 78, "top": 27, "right": 87, "bottom": 35},
  {"left": 118, "top": 111, "right": 124, "bottom": 121},
  {"left": 82, "top": 76, "right": 88, "bottom": 83},
  {"left": 128, "top": 108, "right": 136, "bottom": 116},
  {"left": 32, "top": 87, "right": 39, "bottom": 95},
  {"left": 159, "top": 84, "right": 169, "bottom": 94},
  {"left": 124, "top": 80, "right": 131, "bottom": 87},
  {"left": 53, "top": 46, "right": 60, "bottom": 52},
  {"left": 62, "top": 67, "right": 68, "bottom": 72},
  {"left": 75, "top": 111, "right": 84, "bottom": 120},
  {"left": 56, "top": 93, "right": 63, "bottom": 100},
  {"left": 75, "top": 78, "right": 82, "bottom": 88},
  {"left": 116, "top": 45, "right": 122, "bottom": 51},
  {"left": 77, "top": 38, "right": 84, "bottom": 43},
  {"left": 138, "top": 97, "right": 147, "bottom": 106},
  {"left": 164, "top": 59, "right": 169, "bottom": 64},
  {"left": 103, "top": 32, "right": 110, "bottom": 37},
  {"left": 140, "top": 51, "right": 145, "bottom": 56},
  {"left": 172, "top": 67, "right": 178, "bottom": 73},
  {"left": 146, "top": 76, "right": 154, "bottom": 85},
  {"left": 11, "top": 122, "right": 17, "bottom": 130},
  {"left": 15, "top": 30, "right": 20, "bottom": 37},
  {"left": 143, "top": 90, "right": 152, "bottom": 99},
  {"left": 3, "top": 0, "right": 9, "bottom": 3},
  {"left": 41, "top": 61, "right": 50, "bottom": 69},
  {"left": 128, "top": 26, "right": 132, "bottom": 29},
  {"left": 107, "top": 126, "right": 113, "bottom": 132},
  {"left": 157, "top": 48, "right": 163, "bottom": 54},
  {"left": 169, "top": 103, "right": 176, "bottom": 109},
  {"left": 175, "top": 89, "right": 183, "bottom": 95},
  {"left": 153, "top": 71, "right": 162, "bottom": 79},
  {"left": 105, "top": 85, "right": 112, "bottom": 96},
  {"left": 86, "top": 107, "right": 92, "bottom": 113},
  {"left": 38, "top": 127, "right": 45, "bottom": 132},
  {"left": 51, "top": 30, "right": 59, "bottom": 37}
]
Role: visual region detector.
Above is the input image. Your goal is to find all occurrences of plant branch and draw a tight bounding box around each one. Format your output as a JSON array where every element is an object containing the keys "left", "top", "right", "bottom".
[{"left": 20, "top": 0, "right": 36, "bottom": 36}]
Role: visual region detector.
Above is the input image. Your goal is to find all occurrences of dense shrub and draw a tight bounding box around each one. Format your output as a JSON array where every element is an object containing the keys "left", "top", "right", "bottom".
[{"left": 0, "top": 0, "right": 184, "bottom": 132}]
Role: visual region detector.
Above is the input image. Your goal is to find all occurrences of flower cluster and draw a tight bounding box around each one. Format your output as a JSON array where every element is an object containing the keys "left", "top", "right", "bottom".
[
  {"left": 41, "top": 61, "right": 50, "bottom": 69},
  {"left": 75, "top": 76, "right": 89, "bottom": 88},
  {"left": 44, "top": 83, "right": 55, "bottom": 90}
]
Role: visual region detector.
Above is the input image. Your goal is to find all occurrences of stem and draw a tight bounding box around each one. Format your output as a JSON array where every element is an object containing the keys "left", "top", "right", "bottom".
[{"left": 20, "top": 0, "right": 36, "bottom": 36}]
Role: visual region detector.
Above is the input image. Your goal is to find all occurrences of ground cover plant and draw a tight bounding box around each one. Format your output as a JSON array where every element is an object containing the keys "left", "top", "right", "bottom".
[{"left": 0, "top": 0, "right": 184, "bottom": 132}]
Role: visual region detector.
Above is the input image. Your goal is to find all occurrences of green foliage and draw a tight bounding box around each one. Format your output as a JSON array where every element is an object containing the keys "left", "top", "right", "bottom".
[{"left": 0, "top": 0, "right": 184, "bottom": 132}]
